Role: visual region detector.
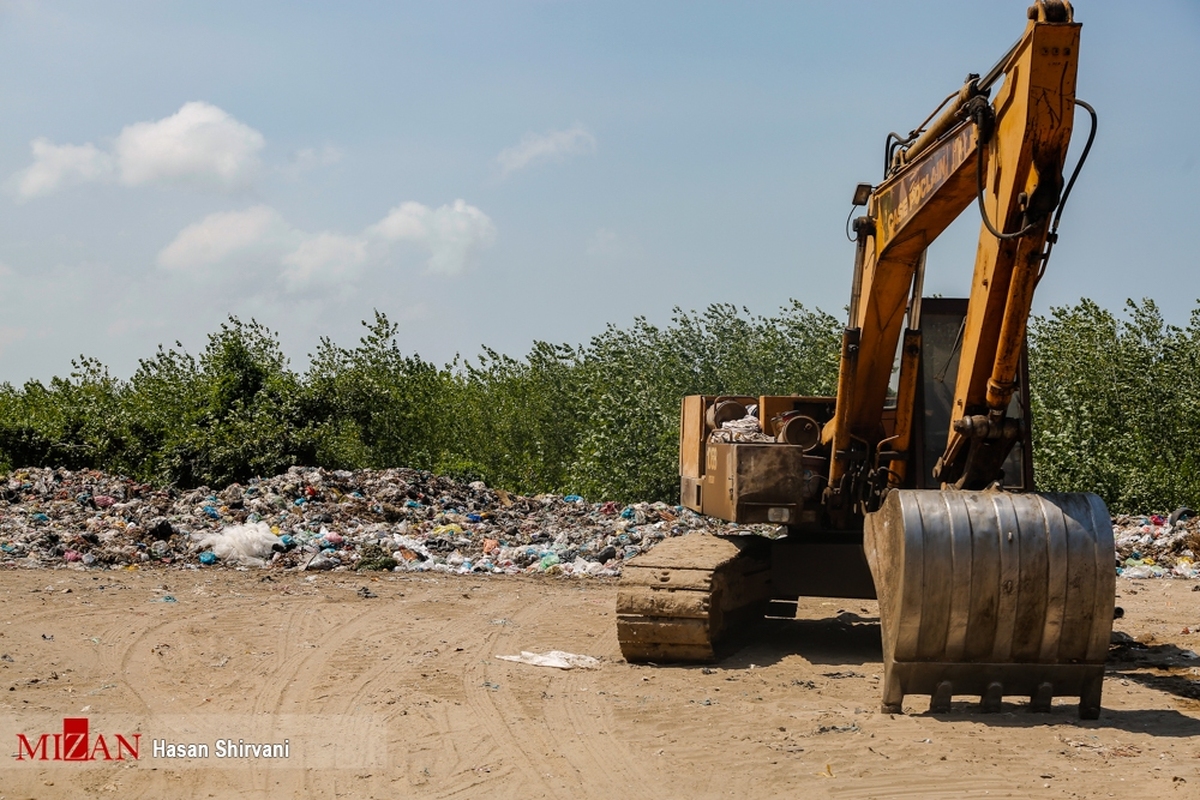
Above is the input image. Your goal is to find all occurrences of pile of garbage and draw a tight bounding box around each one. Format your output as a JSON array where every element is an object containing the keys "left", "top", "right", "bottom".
[
  {"left": 0, "top": 466, "right": 762, "bottom": 576},
  {"left": 4, "top": 466, "right": 1196, "bottom": 579},
  {"left": 1113, "top": 511, "right": 1199, "bottom": 579}
]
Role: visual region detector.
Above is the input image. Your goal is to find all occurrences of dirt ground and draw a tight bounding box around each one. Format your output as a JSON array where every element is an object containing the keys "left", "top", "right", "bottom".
[{"left": 0, "top": 569, "right": 1197, "bottom": 800}]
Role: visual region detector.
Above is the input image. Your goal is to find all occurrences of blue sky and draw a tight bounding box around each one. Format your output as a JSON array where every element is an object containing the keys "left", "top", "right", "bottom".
[{"left": 1, "top": 1, "right": 1197, "bottom": 382}]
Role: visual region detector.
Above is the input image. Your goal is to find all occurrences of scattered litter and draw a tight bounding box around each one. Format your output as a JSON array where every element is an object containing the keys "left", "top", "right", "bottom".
[
  {"left": 709, "top": 412, "right": 774, "bottom": 444},
  {"left": 193, "top": 522, "right": 279, "bottom": 568},
  {"left": 1114, "top": 512, "right": 1200, "bottom": 578},
  {"left": 495, "top": 650, "right": 601, "bottom": 670}
]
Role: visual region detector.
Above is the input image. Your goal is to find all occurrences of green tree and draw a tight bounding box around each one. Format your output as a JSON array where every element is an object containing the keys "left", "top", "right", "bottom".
[{"left": 1029, "top": 298, "right": 1200, "bottom": 512}]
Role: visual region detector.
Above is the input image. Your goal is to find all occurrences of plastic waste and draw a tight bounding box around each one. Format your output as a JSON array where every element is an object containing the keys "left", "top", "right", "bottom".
[
  {"left": 193, "top": 522, "right": 279, "bottom": 568},
  {"left": 495, "top": 650, "right": 600, "bottom": 669},
  {"left": 305, "top": 552, "right": 339, "bottom": 571}
]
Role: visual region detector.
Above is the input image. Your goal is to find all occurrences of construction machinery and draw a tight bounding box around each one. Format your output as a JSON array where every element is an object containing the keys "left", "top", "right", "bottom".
[{"left": 616, "top": 1, "right": 1115, "bottom": 718}]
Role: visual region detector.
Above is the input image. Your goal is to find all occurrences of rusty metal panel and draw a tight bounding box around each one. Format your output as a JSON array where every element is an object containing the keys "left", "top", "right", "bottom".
[
  {"left": 700, "top": 441, "right": 808, "bottom": 525},
  {"left": 679, "top": 476, "right": 703, "bottom": 513},
  {"left": 679, "top": 396, "right": 708, "bottom": 480}
]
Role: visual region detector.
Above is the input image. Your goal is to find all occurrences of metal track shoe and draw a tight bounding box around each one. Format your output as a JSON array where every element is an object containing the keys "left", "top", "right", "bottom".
[{"left": 617, "top": 532, "right": 771, "bottom": 663}]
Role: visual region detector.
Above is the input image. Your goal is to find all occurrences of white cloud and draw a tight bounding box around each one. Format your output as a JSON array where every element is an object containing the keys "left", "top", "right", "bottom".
[
  {"left": 586, "top": 227, "right": 641, "bottom": 261},
  {"left": 281, "top": 233, "right": 367, "bottom": 290},
  {"left": 15, "top": 138, "right": 114, "bottom": 199},
  {"left": 0, "top": 325, "right": 27, "bottom": 358},
  {"left": 587, "top": 227, "right": 619, "bottom": 257},
  {"left": 282, "top": 145, "right": 344, "bottom": 178},
  {"left": 496, "top": 124, "right": 596, "bottom": 177},
  {"left": 371, "top": 199, "right": 497, "bottom": 275},
  {"left": 157, "top": 199, "right": 496, "bottom": 288},
  {"left": 371, "top": 201, "right": 429, "bottom": 240},
  {"left": 156, "top": 205, "right": 288, "bottom": 272},
  {"left": 11, "top": 102, "right": 266, "bottom": 198},
  {"left": 115, "top": 101, "right": 264, "bottom": 189}
]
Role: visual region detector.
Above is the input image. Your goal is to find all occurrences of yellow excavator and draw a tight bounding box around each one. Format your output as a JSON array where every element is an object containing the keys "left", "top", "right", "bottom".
[{"left": 617, "top": 0, "right": 1115, "bottom": 719}]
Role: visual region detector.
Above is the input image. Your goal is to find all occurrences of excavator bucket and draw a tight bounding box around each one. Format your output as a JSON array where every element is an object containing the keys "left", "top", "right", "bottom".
[{"left": 864, "top": 490, "right": 1114, "bottom": 718}]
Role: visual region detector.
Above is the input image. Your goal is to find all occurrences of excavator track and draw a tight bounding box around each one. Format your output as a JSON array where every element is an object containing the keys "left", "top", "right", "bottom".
[{"left": 617, "top": 532, "right": 772, "bottom": 662}]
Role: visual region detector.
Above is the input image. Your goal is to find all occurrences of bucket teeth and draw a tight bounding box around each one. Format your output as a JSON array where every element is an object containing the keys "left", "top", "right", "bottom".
[
  {"left": 1030, "top": 681, "right": 1054, "bottom": 712},
  {"left": 980, "top": 682, "right": 1004, "bottom": 713},
  {"left": 1079, "top": 677, "right": 1103, "bottom": 721},
  {"left": 930, "top": 680, "right": 954, "bottom": 713}
]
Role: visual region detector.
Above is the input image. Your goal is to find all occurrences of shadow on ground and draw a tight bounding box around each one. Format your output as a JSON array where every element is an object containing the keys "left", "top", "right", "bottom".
[{"left": 651, "top": 614, "right": 1200, "bottom": 735}]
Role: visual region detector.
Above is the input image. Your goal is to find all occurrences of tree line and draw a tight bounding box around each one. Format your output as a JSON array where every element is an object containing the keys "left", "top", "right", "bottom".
[{"left": 0, "top": 298, "right": 1194, "bottom": 513}]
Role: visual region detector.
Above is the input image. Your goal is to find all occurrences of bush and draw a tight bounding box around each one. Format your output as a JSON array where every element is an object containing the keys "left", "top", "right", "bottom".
[
  {"left": 3, "top": 298, "right": 1198, "bottom": 511},
  {"left": 1029, "top": 298, "right": 1200, "bottom": 512}
]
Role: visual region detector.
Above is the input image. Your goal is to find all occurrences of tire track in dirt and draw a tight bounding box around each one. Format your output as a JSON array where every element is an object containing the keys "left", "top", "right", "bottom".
[
  {"left": 531, "top": 595, "right": 667, "bottom": 798},
  {"left": 236, "top": 589, "right": 401, "bottom": 797},
  {"left": 8, "top": 571, "right": 1191, "bottom": 800},
  {"left": 6, "top": 579, "right": 187, "bottom": 717},
  {"left": 539, "top": 664, "right": 668, "bottom": 800},
  {"left": 241, "top": 581, "right": 497, "bottom": 797},
  {"left": 828, "top": 777, "right": 1021, "bottom": 799},
  {"left": 447, "top": 598, "right": 567, "bottom": 798},
  {"left": 446, "top": 586, "right": 664, "bottom": 800}
]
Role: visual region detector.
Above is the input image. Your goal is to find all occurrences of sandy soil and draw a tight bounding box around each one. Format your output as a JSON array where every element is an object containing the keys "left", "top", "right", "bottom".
[{"left": 0, "top": 569, "right": 1197, "bottom": 799}]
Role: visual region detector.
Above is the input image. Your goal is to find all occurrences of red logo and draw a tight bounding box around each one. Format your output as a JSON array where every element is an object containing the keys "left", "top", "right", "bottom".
[{"left": 15, "top": 717, "right": 140, "bottom": 761}]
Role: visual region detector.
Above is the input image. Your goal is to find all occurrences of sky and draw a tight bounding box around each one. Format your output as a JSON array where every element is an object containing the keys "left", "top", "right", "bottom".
[{"left": 1, "top": 0, "right": 1197, "bottom": 383}]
